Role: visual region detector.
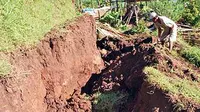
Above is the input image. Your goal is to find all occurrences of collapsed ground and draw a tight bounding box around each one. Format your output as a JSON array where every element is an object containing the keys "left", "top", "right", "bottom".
[
  {"left": 65, "top": 25, "right": 200, "bottom": 112},
  {"left": 0, "top": 13, "right": 200, "bottom": 112}
]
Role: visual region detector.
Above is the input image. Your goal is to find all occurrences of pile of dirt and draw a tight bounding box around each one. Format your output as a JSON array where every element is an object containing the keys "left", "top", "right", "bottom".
[
  {"left": 0, "top": 14, "right": 103, "bottom": 112},
  {"left": 87, "top": 36, "right": 156, "bottom": 93},
  {"left": 66, "top": 89, "right": 91, "bottom": 112}
]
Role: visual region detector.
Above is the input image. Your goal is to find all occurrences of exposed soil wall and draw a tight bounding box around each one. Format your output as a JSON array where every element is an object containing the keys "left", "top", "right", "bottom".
[
  {"left": 130, "top": 82, "right": 173, "bottom": 112},
  {"left": 0, "top": 15, "right": 103, "bottom": 112}
]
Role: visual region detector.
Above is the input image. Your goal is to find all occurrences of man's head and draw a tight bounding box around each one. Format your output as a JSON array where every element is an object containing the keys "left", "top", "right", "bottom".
[{"left": 149, "top": 12, "right": 158, "bottom": 22}]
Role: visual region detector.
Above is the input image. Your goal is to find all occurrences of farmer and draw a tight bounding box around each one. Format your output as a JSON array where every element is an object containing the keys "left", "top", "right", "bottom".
[{"left": 149, "top": 12, "right": 177, "bottom": 50}]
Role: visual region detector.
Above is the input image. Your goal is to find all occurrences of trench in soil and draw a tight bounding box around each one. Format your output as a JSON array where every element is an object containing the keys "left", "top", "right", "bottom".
[{"left": 78, "top": 36, "right": 157, "bottom": 112}]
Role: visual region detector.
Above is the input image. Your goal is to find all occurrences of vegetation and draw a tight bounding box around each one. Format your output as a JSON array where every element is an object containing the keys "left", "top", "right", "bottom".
[
  {"left": 100, "top": 11, "right": 129, "bottom": 32},
  {"left": 129, "top": 20, "right": 148, "bottom": 34},
  {"left": 92, "top": 91, "right": 129, "bottom": 111},
  {"left": 0, "top": 0, "right": 76, "bottom": 51},
  {"left": 181, "top": 46, "right": 200, "bottom": 67},
  {"left": 176, "top": 38, "right": 200, "bottom": 67},
  {"left": 146, "top": 0, "right": 200, "bottom": 27},
  {"left": 0, "top": 59, "right": 11, "bottom": 77},
  {"left": 181, "top": 0, "right": 200, "bottom": 27},
  {"left": 82, "top": 0, "right": 99, "bottom": 8},
  {"left": 147, "top": 0, "right": 185, "bottom": 21},
  {"left": 144, "top": 67, "right": 200, "bottom": 104},
  {"left": 100, "top": 11, "right": 122, "bottom": 28}
]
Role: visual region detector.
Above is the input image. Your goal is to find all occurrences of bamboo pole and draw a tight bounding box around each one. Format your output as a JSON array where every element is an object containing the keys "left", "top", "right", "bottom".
[{"left": 117, "top": 0, "right": 119, "bottom": 11}]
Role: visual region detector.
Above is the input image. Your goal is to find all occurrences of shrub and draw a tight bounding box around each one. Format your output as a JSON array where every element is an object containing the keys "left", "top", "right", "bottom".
[{"left": 182, "top": 0, "right": 200, "bottom": 27}]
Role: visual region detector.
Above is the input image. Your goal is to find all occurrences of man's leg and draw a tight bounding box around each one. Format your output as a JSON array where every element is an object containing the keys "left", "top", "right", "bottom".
[
  {"left": 169, "top": 41, "right": 173, "bottom": 51},
  {"left": 169, "top": 25, "right": 177, "bottom": 51}
]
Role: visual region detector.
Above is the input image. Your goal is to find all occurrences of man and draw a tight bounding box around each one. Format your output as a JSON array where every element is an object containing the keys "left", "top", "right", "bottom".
[{"left": 149, "top": 12, "right": 178, "bottom": 50}]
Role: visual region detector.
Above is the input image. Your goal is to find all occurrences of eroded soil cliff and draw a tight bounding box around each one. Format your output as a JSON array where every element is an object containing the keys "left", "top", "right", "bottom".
[{"left": 0, "top": 15, "right": 103, "bottom": 112}]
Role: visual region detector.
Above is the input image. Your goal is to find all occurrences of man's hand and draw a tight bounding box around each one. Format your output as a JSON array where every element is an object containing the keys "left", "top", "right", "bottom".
[{"left": 157, "top": 37, "right": 161, "bottom": 43}]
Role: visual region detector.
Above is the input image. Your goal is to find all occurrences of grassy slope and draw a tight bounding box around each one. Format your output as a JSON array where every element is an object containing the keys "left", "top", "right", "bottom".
[
  {"left": 0, "top": 0, "right": 76, "bottom": 76},
  {"left": 0, "top": 0, "right": 75, "bottom": 51},
  {"left": 144, "top": 67, "right": 200, "bottom": 104},
  {"left": 178, "top": 38, "right": 200, "bottom": 67}
]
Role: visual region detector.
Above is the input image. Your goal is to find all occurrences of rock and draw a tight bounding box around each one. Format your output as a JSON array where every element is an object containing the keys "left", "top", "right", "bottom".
[
  {"left": 101, "top": 49, "right": 107, "bottom": 55},
  {"left": 6, "top": 87, "right": 13, "bottom": 93}
]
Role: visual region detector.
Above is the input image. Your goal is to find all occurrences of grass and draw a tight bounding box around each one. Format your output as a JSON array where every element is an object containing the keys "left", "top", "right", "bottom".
[
  {"left": 144, "top": 67, "right": 200, "bottom": 104},
  {"left": 0, "top": 0, "right": 76, "bottom": 52},
  {"left": 0, "top": 0, "right": 76, "bottom": 77},
  {"left": 181, "top": 46, "right": 200, "bottom": 67},
  {"left": 177, "top": 38, "right": 200, "bottom": 67},
  {"left": 0, "top": 59, "right": 11, "bottom": 77},
  {"left": 92, "top": 91, "right": 129, "bottom": 111}
]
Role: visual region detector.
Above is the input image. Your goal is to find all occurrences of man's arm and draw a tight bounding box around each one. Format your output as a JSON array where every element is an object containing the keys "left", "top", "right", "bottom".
[
  {"left": 158, "top": 27, "right": 162, "bottom": 41},
  {"left": 169, "top": 24, "right": 174, "bottom": 34}
]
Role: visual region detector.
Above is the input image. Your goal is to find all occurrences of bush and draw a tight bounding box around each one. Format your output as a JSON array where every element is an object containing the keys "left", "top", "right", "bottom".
[
  {"left": 182, "top": 0, "right": 200, "bottom": 27},
  {"left": 0, "top": 0, "right": 76, "bottom": 51}
]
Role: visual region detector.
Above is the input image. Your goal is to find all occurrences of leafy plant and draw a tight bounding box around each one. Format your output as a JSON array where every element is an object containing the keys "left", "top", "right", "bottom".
[
  {"left": 100, "top": 11, "right": 122, "bottom": 28},
  {"left": 119, "top": 24, "right": 128, "bottom": 31},
  {"left": 130, "top": 20, "right": 148, "bottom": 34}
]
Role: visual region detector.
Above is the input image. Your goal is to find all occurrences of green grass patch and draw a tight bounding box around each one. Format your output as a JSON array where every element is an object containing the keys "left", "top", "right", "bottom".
[
  {"left": 144, "top": 67, "right": 200, "bottom": 104},
  {"left": 0, "top": 0, "right": 76, "bottom": 51},
  {"left": 177, "top": 38, "right": 200, "bottom": 67},
  {"left": 181, "top": 46, "right": 200, "bottom": 67},
  {"left": 0, "top": 59, "right": 11, "bottom": 77},
  {"left": 92, "top": 91, "right": 129, "bottom": 111}
]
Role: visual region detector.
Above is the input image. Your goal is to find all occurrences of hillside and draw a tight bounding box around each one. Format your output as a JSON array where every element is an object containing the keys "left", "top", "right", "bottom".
[
  {"left": 0, "top": 0, "right": 200, "bottom": 112},
  {"left": 0, "top": 0, "right": 76, "bottom": 51}
]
